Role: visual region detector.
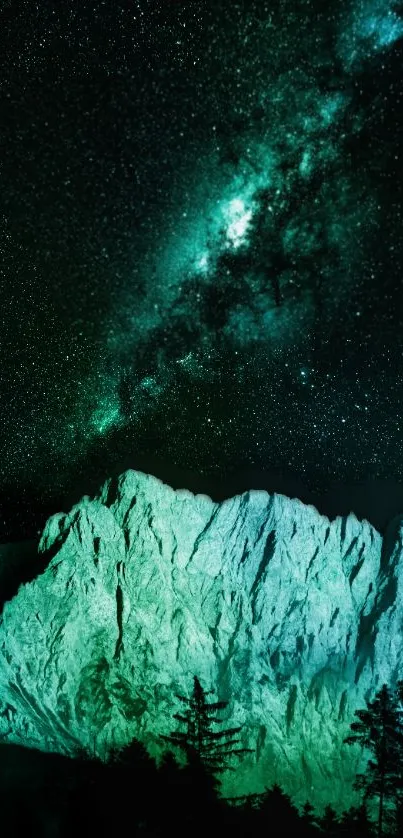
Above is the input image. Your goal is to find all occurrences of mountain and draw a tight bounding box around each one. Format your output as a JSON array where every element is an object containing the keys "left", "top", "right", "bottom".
[{"left": 0, "top": 469, "right": 401, "bottom": 811}]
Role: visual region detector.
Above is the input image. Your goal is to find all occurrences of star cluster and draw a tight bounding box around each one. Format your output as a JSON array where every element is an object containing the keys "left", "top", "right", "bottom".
[{"left": 1, "top": 0, "right": 403, "bottom": 537}]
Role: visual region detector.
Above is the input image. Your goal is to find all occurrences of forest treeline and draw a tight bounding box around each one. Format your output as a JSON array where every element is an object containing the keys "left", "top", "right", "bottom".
[{"left": 3, "top": 677, "right": 403, "bottom": 837}]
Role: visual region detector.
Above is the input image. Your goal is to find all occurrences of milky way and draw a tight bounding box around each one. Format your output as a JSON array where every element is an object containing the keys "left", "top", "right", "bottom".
[{"left": 1, "top": 0, "right": 403, "bottom": 536}]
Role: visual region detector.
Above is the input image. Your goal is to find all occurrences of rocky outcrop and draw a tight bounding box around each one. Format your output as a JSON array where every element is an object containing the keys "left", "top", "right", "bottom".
[{"left": 0, "top": 470, "right": 399, "bottom": 810}]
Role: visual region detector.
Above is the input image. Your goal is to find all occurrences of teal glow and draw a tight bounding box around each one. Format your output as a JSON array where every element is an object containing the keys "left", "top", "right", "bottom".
[
  {"left": 319, "top": 93, "right": 347, "bottom": 127},
  {"left": 96, "top": 0, "right": 383, "bottom": 441},
  {"left": 196, "top": 252, "right": 210, "bottom": 273},
  {"left": 338, "top": 0, "right": 403, "bottom": 69},
  {"left": 362, "top": 11, "right": 403, "bottom": 47},
  {"left": 138, "top": 376, "right": 164, "bottom": 398},
  {"left": 299, "top": 149, "right": 313, "bottom": 177},
  {"left": 90, "top": 394, "right": 123, "bottom": 437},
  {"left": 223, "top": 197, "right": 253, "bottom": 249}
]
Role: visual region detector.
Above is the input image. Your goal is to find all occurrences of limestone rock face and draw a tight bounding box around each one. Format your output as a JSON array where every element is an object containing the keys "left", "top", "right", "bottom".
[{"left": 0, "top": 470, "right": 399, "bottom": 809}]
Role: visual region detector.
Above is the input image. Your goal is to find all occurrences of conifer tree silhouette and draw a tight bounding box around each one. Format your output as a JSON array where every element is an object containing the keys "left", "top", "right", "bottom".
[
  {"left": 339, "top": 802, "right": 373, "bottom": 838},
  {"left": 344, "top": 683, "right": 403, "bottom": 837},
  {"left": 319, "top": 803, "right": 340, "bottom": 837},
  {"left": 160, "top": 675, "right": 252, "bottom": 835},
  {"left": 161, "top": 674, "right": 252, "bottom": 773},
  {"left": 300, "top": 799, "right": 319, "bottom": 837},
  {"left": 258, "top": 783, "right": 301, "bottom": 831}
]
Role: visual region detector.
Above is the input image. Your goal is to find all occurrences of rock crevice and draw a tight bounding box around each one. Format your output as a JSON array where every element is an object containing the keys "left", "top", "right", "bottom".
[{"left": 0, "top": 469, "right": 400, "bottom": 811}]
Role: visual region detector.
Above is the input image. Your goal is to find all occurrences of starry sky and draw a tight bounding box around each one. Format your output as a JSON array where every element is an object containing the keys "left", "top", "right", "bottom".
[{"left": 1, "top": 0, "right": 403, "bottom": 540}]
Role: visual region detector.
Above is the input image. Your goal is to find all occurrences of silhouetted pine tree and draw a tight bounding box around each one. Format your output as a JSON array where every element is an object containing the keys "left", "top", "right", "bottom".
[
  {"left": 344, "top": 683, "right": 403, "bottom": 837},
  {"left": 220, "top": 791, "right": 263, "bottom": 838},
  {"left": 224, "top": 789, "right": 266, "bottom": 836},
  {"left": 258, "top": 783, "right": 301, "bottom": 831},
  {"left": 59, "top": 739, "right": 162, "bottom": 837},
  {"left": 155, "top": 746, "right": 220, "bottom": 836},
  {"left": 108, "top": 738, "right": 160, "bottom": 832},
  {"left": 160, "top": 675, "right": 252, "bottom": 833},
  {"left": 157, "top": 750, "right": 185, "bottom": 826},
  {"left": 300, "top": 800, "right": 320, "bottom": 837},
  {"left": 161, "top": 675, "right": 252, "bottom": 773},
  {"left": 319, "top": 804, "right": 340, "bottom": 837},
  {"left": 394, "top": 796, "right": 403, "bottom": 837},
  {"left": 339, "top": 803, "right": 374, "bottom": 838}
]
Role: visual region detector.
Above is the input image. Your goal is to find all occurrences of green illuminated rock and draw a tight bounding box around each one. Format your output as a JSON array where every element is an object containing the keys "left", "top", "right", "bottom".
[{"left": 0, "top": 470, "right": 400, "bottom": 810}]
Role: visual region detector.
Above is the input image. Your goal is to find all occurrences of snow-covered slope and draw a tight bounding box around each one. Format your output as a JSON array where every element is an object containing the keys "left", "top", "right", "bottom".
[{"left": 0, "top": 470, "right": 400, "bottom": 810}]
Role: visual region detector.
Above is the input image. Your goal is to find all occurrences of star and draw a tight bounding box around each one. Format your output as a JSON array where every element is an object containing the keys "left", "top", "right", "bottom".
[{"left": 1, "top": 0, "right": 403, "bottom": 539}]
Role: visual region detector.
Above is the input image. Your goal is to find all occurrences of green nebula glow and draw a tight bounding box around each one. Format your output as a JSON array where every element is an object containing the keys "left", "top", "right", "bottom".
[
  {"left": 5, "top": 0, "right": 402, "bottom": 515},
  {"left": 90, "top": 397, "right": 122, "bottom": 437},
  {"left": 362, "top": 6, "right": 403, "bottom": 47},
  {"left": 54, "top": 0, "right": 392, "bottom": 487},
  {"left": 224, "top": 198, "right": 253, "bottom": 249},
  {"left": 137, "top": 375, "right": 165, "bottom": 399},
  {"left": 299, "top": 149, "right": 314, "bottom": 177},
  {"left": 338, "top": 0, "right": 403, "bottom": 69},
  {"left": 319, "top": 93, "right": 348, "bottom": 128},
  {"left": 196, "top": 253, "right": 210, "bottom": 273},
  {"left": 154, "top": 76, "right": 361, "bottom": 312}
]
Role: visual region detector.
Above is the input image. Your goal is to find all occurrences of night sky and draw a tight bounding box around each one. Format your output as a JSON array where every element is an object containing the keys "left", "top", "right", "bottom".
[{"left": 1, "top": 0, "right": 403, "bottom": 540}]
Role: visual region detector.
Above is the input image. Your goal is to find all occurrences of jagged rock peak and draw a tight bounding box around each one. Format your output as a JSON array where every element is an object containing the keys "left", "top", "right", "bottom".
[{"left": 0, "top": 469, "right": 399, "bottom": 812}]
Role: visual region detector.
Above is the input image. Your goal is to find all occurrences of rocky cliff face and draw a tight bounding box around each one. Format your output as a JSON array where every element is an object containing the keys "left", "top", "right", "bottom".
[{"left": 0, "top": 470, "right": 400, "bottom": 810}]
